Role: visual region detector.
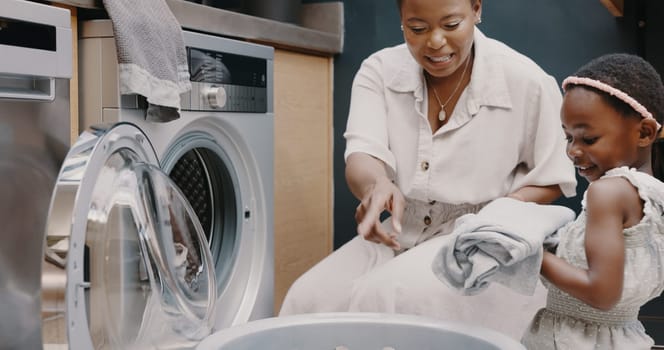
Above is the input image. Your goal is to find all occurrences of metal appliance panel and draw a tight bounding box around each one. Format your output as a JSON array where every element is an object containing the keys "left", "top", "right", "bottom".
[{"left": 0, "top": 1, "right": 72, "bottom": 349}]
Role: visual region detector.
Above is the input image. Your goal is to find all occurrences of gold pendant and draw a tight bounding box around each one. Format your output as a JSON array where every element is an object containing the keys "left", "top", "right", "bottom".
[{"left": 438, "top": 109, "right": 446, "bottom": 122}]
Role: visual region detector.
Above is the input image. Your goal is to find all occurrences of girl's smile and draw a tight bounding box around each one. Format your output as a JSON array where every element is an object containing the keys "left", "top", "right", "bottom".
[{"left": 562, "top": 87, "right": 648, "bottom": 182}]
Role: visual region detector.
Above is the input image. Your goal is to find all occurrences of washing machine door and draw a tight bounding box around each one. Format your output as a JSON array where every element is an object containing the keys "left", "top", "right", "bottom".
[{"left": 43, "top": 123, "right": 216, "bottom": 349}]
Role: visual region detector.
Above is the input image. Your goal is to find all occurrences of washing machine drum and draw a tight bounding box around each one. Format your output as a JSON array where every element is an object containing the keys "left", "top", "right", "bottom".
[{"left": 44, "top": 123, "right": 217, "bottom": 349}]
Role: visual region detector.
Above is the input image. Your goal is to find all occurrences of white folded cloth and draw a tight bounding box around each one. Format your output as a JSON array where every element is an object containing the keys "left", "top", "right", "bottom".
[
  {"left": 432, "top": 197, "right": 575, "bottom": 296},
  {"left": 102, "top": 0, "right": 191, "bottom": 122}
]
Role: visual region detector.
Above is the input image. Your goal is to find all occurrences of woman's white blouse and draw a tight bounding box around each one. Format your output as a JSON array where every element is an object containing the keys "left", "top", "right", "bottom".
[{"left": 344, "top": 28, "right": 577, "bottom": 205}]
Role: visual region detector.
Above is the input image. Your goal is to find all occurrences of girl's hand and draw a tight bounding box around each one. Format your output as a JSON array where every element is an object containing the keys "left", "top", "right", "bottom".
[{"left": 354, "top": 177, "right": 404, "bottom": 250}]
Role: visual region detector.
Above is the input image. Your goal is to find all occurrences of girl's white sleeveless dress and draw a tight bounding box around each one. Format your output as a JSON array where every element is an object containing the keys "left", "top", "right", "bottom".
[{"left": 522, "top": 167, "right": 664, "bottom": 349}]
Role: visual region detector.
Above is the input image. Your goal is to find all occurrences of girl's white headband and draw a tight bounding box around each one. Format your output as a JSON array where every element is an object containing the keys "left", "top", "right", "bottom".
[{"left": 562, "top": 76, "right": 661, "bottom": 129}]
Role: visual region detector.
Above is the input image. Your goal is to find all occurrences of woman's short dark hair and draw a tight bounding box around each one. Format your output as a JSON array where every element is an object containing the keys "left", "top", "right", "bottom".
[{"left": 396, "top": 0, "right": 478, "bottom": 11}]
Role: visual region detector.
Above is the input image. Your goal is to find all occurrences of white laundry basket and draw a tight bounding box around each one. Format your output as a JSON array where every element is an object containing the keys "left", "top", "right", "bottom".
[{"left": 196, "top": 313, "right": 526, "bottom": 350}]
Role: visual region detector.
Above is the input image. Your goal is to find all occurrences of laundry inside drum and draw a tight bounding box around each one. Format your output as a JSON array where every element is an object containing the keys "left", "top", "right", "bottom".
[{"left": 167, "top": 146, "right": 239, "bottom": 291}]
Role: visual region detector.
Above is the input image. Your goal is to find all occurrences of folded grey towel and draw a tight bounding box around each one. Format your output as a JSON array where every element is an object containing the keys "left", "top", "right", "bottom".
[
  {"left": 102, "top": 0, "right": 191, "bottom": 122},
  {"left": 432, "top": 197, "right": 575, "bottom": 296}
]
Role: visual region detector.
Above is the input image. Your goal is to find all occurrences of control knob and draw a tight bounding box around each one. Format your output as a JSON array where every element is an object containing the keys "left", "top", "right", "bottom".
[{"left": 204, "top": 86, "right": 227, "bottom": 109}]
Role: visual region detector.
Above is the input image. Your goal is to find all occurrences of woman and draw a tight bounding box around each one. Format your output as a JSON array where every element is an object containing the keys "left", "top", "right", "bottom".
[{"left": 280, "top": 0, "right": 577, "bottom": 339}]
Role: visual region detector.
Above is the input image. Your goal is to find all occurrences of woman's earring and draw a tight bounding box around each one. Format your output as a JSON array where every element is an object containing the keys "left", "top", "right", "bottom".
[
  {"left": 400, "top": 24, "right": 404, "bottom": 31},
  {"left": 476, "top": 17, "right": 482, "bottom": 24}
]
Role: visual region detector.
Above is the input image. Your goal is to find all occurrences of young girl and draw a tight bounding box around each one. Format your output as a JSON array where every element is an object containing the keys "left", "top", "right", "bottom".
[{"left": 521, "top": 53, "right": 664, "bottom": 349}]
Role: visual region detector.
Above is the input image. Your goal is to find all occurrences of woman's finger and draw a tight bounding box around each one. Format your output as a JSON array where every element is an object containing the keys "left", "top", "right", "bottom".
[
  {"left": 354, "top": 202, "right": 365, "bottom": 224},
  {"left": 357, "top": 196, "right": 385, "bottom": 236},
  {"left": 366, "top": 222, "right": 400, "bottom": 250},
  {"left": 389, "top": 193, "right": 405, "bottom": 234}
]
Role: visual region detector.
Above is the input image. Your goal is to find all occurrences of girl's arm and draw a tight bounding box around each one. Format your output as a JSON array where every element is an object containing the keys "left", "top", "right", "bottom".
[{"left": 540, "top": 177, "right": 639, "bottom": 310}]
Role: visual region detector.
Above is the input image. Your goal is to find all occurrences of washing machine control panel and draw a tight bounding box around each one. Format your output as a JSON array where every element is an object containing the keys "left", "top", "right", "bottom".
[{"left": 182, "top": 47, "right": 268, "bottom": 113}]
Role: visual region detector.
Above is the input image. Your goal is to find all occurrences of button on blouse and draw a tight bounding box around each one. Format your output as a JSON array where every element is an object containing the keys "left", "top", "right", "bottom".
[{"left": 423, "top": 215, "right": 432, "bottom": 226}]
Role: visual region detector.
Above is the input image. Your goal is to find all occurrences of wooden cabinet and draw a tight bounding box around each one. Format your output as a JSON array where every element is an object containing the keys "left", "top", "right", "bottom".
[
  {"left": 50, "top": 2, "right": 79, "bottom": 144},
  {"left": 273, "top": 49, "right": 334, "bottom": 314}
]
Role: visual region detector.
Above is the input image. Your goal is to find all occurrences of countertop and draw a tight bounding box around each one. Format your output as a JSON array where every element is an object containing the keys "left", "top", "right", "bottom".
[{"left": 49, "top": 0, "right": 344, "bottom": 55}]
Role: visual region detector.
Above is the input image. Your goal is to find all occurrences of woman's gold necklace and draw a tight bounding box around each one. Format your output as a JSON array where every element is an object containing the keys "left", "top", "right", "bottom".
[{"left": 428, "top": 54, "right": 471, "bottom": 122}]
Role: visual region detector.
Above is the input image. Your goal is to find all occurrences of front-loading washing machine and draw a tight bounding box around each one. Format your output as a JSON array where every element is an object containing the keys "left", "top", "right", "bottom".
[{"left": 41, "top": 20, "right": 274, "bottom": 349}]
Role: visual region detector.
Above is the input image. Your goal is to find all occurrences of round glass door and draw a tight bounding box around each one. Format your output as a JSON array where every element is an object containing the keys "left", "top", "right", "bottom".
[{"left": 43, "top": 123, "right": 216, "bottom": 349}]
